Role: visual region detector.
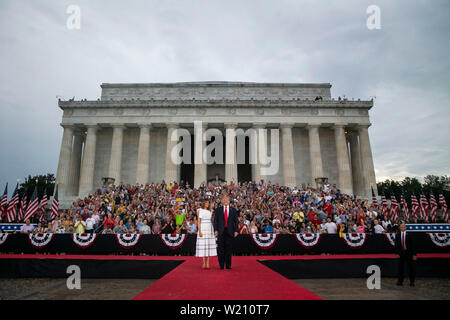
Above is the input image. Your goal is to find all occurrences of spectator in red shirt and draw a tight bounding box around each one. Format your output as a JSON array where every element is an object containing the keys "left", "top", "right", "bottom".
[
  {"left": 323, "top": 201, "right": 333, "bottom": 216},
  {"left": 311, "top": 213, "right": 321, "bottom": 226},
  {"left": 307, "top": 208, "right": 316, "bottom": 223},
  {"left": 103, "top": 213, "right": 115, "bottom": 230}
]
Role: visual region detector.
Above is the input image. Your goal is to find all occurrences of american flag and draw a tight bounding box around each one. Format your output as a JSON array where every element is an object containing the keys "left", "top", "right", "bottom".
[
  {"left": 381, "top": 194, "right": 389, "bottom": 217},
  {"left": 5, "top": 183, "right": 19, "bottom": 223},
  {"left": 439, "top": 193, "right": 448, "bottom": 223},
  {"left": 23, "top": 186, "right": 39, "bottom": 222},
  {"left": 411, "top": 195, "right": 420, "bottom": 222},
  {"left": 18, "top": 195, "right": 27, "bottom": 222},
  {"left": 38, "top": 191, "right": 48, "bottom": 223},
  {"left": 0, "top": 183, "right": 7, "bottom": 219},
  {"left": 390, "top": 195, "right": 399, "bottom": 222},
  {"left": 420, "top": 194, "right": 429, "bottom": 221},
  {"left": 429, "top": 193, "right": 438, "bottom": 223},
  {"left": 371, "top": 187, "right": 378, "bottom": 209},
  {"left": 50, "top": 185, "right": 59, "bottom": 220},
  {"left": 400, "top": 194, "right": 409, "bottom": 222}
]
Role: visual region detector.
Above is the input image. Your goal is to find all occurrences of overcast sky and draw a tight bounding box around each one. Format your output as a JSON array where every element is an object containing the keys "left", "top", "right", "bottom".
[{"left": 1, "top": 0, "right": 449, "bottom": 195}]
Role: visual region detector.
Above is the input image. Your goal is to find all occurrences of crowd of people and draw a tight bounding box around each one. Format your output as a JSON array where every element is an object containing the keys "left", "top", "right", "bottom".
[{"left": 13, "top": 180, "right": 409, "bottom": 235}]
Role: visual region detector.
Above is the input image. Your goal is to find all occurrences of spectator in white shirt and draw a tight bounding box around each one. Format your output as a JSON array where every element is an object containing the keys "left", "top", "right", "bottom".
[
  {"left": 382, "top": 216, "right": 392, "bottom": 231},
  {"left": 324, "top": 217, "right": 337, "bottom": 234},
  {"left": 85, "top": 214, "right": 96, "bottom": 233},
  {"left": 373, "top": 219, "right": 385, "bottom": 234}
]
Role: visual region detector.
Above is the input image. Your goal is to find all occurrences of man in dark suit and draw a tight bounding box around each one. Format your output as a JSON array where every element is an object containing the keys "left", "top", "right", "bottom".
[
  {"left": 394, "top": 223, "right": 417, "bottom": 286},
  {"left": 213, "top": 195, "right": 239, "bottom": 269}
]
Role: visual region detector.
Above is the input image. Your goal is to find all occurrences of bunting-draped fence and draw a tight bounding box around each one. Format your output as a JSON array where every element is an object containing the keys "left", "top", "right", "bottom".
[{"left": 0, "top": 233, "right": 448, "bottom": 255}]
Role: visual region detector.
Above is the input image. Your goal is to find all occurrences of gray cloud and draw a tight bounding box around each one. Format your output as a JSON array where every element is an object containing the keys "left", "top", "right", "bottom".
[{"left": 0, "top": 0, "right": 449, "bottom": 195}]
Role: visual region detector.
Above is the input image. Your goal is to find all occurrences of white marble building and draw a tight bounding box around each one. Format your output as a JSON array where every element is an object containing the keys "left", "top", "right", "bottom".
[{"left": 55, "top": 82, "right": 377, "bottom": 207}]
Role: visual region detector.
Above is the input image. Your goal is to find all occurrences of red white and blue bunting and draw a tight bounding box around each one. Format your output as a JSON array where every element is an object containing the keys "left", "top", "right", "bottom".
[
  {"left": 427, "top": 233, "right": 450, "bottom": 247},
  {"left": 384, "top": 233, "right": 396, "bottom": 247},
  {"left": 295, "top": 233, "right": 321, "bottom": 248},
  {"left": 251, "top": 233, "right": 278, "bottom": 249},
  {"left": 0, "top": 233, "right": 9, "bottom": 245},
  {"left": 28, "top": 233, "right": 54, "bottom": 249},
  {"left": 116, "top": 233, "right": 141, "bottom": 249},
  {"left": 72, "top": 233, "right": 97, "bottom": 249},
  {"left": 160, "top": 234, "right": 187, "bottom": 249},
  {"left": 343, "top": 233, "right": 366, "bottom": 248}
]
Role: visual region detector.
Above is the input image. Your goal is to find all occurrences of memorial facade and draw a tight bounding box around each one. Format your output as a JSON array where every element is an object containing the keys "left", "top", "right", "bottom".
[{"left": 56, "top": 82, "right": 377, "bottom": 207}]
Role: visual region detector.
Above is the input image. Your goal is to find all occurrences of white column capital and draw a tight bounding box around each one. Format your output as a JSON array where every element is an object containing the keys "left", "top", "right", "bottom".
[
  {"left": 307, "top": 123, "right": 322, "bottom": 130},
  {"left": 166, "top": 123, "right": 179, "bottom": 129},
  {"left": 137, "top": 123, "right": 153, "bottom": 129},
  {"left": 280, "top": 122, "right": 295, "bottom": 129},
  {"left": 334, "top": 123, "right": 348, "bottom": 129},
  {"left": 60, "top": 123, "right": 75, "bottom": 130},
  {"left": 84, "top": 124, "right": 99, "bottom": 132},
  {"left": 357, "top": 123, "right": 372, "bottom": 130},
  {"left": 194, "top": 121, "right": 208, "bottom": 129},
  {"left": 111, "top": 124, "right": 126, "bottom": 130},
  {"left": 224, "top": 122, "right": 238, "bottom": 129},
  {"left": 253, "top": 123, "right": 267, "bottom": 129}
]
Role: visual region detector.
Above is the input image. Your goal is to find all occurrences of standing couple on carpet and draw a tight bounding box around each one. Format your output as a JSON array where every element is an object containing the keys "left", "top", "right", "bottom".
[{"left": 195, "top": 195, "right": 239, "bottom": 269}]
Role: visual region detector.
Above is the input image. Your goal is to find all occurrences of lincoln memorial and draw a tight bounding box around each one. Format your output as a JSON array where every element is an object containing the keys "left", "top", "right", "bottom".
[{"left": 55, "top": 82, "right": 377, "bottom": 207}]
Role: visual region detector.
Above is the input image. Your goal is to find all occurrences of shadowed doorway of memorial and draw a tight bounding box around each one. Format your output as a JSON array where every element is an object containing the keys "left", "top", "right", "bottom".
[
  {"left": 180, "top": 134, "right": 194, "bottom": 187},
  {"left": 180, "top": 133, "right": 253, "bottom": 186},
  {"left": 237, "top": 135, "right": 252, "bottom": 183}
]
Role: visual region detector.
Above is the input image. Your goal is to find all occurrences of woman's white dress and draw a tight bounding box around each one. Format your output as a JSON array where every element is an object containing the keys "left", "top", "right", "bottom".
[{"left": 195, "top": 209, "right": 217, "bottom": 257}]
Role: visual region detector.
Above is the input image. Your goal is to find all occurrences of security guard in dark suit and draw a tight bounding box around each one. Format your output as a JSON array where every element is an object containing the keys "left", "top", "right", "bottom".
[{"left": 394, "top": 223, "right": 417, "bottom": 286}]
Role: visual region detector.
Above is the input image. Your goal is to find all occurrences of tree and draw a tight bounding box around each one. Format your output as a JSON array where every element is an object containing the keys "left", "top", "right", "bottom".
[
  {"left": 377, "top": 175, "right": 450, "bottom": 222},
  {"left": 18, "top": 174, "right": 55, "bottom": 199}
]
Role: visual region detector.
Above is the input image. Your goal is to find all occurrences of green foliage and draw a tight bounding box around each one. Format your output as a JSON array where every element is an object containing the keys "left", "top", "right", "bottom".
[
  {"left": 17, "top": 174, "right": 55, "bottom": 199},
  {"left": 377, "top": 175, "right": 450, "bottom": 207}
]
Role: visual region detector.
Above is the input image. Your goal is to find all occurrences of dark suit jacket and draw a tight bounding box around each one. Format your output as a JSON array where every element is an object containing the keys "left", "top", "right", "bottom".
[
  {"left": 394, "top": 232, "right": 416, "bottom": 256},
  {"left": 213, "top": 205, "right": 239, "bottom": 237}
]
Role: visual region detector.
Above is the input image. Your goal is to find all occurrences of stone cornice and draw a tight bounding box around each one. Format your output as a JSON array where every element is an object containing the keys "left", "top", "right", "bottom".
[
  {"left": 101, "top": 82, "right": 332, "bottom": 88},
  {"left": 59, "top": 99, "right": 373, "bottom": 109}
]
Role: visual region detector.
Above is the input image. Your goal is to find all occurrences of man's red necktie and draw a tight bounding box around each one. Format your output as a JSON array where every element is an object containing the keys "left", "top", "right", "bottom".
[
  {"left": 402, "top": 232, "right": 406, "bottom": 250},
  {"left": 224, "top": 206, "right": 228, "bottom": 228}
]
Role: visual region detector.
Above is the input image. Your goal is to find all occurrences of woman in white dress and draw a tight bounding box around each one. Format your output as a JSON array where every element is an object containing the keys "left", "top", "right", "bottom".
[{"left": 195, "top": 200, "right": 217, "bottom": 269}]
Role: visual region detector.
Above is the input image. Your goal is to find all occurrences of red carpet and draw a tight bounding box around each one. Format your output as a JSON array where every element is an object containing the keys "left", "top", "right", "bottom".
[
  {"left": 133, "top": 256, "right": 322, "bottom": 300},
  {"left": 2, "top": 253, "right": 446, "bottom": 260},
  {"left": 3, "top": 254, "right": 448, "bottom": 300}
]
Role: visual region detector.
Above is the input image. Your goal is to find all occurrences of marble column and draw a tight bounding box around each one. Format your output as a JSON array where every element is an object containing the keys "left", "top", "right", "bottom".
[
  {"left": 348, "top": 131, "right": 363, "bottom": 197},
  {"left": 358, "top": 124, "right": 377, "bottom": 198},
  {"left": 281, "top": 123, "right": 296, "bottom": 188},
  {"left": 307, "top": 124, "right": 324, "bottom": 188},
  {"left": 165, "top": 123, "right": 179, "bottom": 184},
  {"left": 136, "top": 124, "right": 151, "bottom": 185},
  {"left": 334, "top": 124, "right": 353, "bottom": 195},
  {"left": 252, "top": 123, "right": 267, "bottom": 183},
  {"left": 68, "top": 131, "right": 84, "bottom": 196},
  {"left": 194, "top": 122, "right": 207, "bottom": 188},
  {"left": 79, "top": 125, "right": 98, "bottom": 196},
  {"left": 108, "top": 125, "right": 125, "bottom": 185},
  {"left": 225, "top": 122, "right": 238, "bottom": 183},
  {"left": 55, "top": 124, "right": 74, "bottom": 197}
]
